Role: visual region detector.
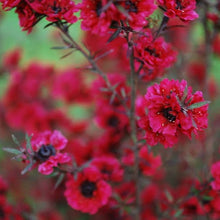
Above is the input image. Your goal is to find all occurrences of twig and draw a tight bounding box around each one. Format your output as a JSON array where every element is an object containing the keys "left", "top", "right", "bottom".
[{"left": 128, "top": 40, "right": 141, "bottom": 220}]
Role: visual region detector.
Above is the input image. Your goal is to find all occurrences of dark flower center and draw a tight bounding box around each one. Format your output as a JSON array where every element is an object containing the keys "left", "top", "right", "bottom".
[
  {"left": 80, "top": 180, "right": 97, "bottom": 198},
  {"left": 51, "top": 2, "right": 62, "bottom": 14},
  {"left": 162, "top": 107, "right": 176, "bottom": 122},
  {"left": 101, "top": 167, "right": 111, "bottom": 175},
  {"left": 0, "top": 208, "right": 5, "bottom": 218},
  {"left": 175, "top": 0, "right": 183, "bottom": 10},
  {"left": 185, "top": 204, "right": 197, "bottom": 213},
  {"left": 107, "top": 115, "right": 119, "bottom": 127},
  {"left": 35, "top": 144, "right": 56, "bottom": 162},
  {"left": 96, "top": 0, "right": 103, "bottom": 17},
  {"left": 125, "top": 0, "right": 138, "bottom": 13},
  {"left": 145, "top": 47, "right": 160, "bottom": 58}
]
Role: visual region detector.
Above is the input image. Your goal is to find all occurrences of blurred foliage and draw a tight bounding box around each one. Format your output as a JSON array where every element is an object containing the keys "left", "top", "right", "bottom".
[{"left": 0, "top": 10, "right": 84, "bottom": 67}]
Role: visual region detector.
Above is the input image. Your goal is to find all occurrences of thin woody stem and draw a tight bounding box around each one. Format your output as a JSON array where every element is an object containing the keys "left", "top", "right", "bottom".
[{"left": 129, "top": 43, "right": 141, "bottom": 220}]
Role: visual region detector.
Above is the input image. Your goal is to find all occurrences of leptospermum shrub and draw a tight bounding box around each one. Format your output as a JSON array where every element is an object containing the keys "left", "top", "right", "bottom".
[{"left": 0, "top": 0, "right": 220, "bottom": 219}]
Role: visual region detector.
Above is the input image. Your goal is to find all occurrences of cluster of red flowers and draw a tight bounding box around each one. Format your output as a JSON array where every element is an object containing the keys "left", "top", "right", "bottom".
[{"left": 1, "top": 0, "right": 220, "bottom": 219}]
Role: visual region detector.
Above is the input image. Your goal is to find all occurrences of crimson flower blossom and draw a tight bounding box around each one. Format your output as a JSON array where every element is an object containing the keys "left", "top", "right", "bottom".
[
  {"left": 65, "top": 166, "right": 112, "bottom": 214},
  {"left": 134, "top": 32, "right": 177, "bottom": 81},
  {"left": 0, "top": 0, "right": 20, "bottom": 10},
  {"left": 211, "top": 161, "right": 220, "bottom": 191},
  {"left": 30, "top": 130, "right": 71, "bottom": 175},
  {"left": 138, "top": 79, "right": 209, "bottom": 147},
  {"left": 157, "top": 0, "right": 199, "bottom": 22},
  {"left": 122, "top": 146, "right": 161, "bottom": 176},
  {"left": 91, "top": 156, "right": 124, "bottom": 182},
  {"left": 79, "top": 0, "right": 156, "bottom": 34},
  {"left": 27, "top": 0, "right": 78, "bottom": 23}
]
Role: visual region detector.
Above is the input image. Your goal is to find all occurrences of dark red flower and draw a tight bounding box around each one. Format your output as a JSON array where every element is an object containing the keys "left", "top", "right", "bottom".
[
  {"left": 52, "top": 68, "right": 91, "bottom": 104},
  {"left": 27, "top": 0, "right": 78, "bottom": 23},
  {"left": 65, "top": 166, "right": 112, "bottom": 214},
  {"left": 0, "top": 0, "right": 21, "bottom": 10},
  {"left": 91, "top": 156, "right": 124, "bottom": 182},
  {"left": 2, "top": 48, "right": 22, "bottom": 71},
  {"left": 158, "top": 0, "right": 199, "bottom": 22},
  {"left": 138, "top": 78, "right": 209, "bottom": 147},
  {"left": 15, "top": 1, "right": 39, "bottom": 33},
  {"left": 122, "top": 146, "right": 161, "bottom": 176},
  {"left": 134, "top": 31, "right": 177, "bottom": 81},
  {"left": 79, "top": 0, "right": 156, "bottom": 34}
]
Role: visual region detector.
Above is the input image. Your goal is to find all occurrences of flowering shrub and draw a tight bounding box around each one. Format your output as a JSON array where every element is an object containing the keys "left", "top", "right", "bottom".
[{"left": 0, "top": 0, "right": 220, "bottom": 219}]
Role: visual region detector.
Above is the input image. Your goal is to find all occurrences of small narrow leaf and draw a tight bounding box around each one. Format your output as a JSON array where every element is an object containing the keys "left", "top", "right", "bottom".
[
  {"left": 54, "top": 173, "right": 65, "bottom": 190},
  {"left": 109, "top": 92, "right": 117, "bottom": 105},
  {"left": 120, "top": 88, "right": 126, "bottom": 98},
  {"left": 60, "top": 51, "right": 74, "bottom": 59},
  {"left": 99, "top": 87, "right": 110, "bottom": 92},
  {"left": 165, "top": 190, "right": 173, "bottom": 203},
  {"left": 12, "top": 134, "right": 20, "bottom": 146},
  {"left": 181, "top": 86, "right": 188, "bottom": 102},
  {"left": 174, "top": 209, "right": 183, "bottom": 218},
  {"left": 107, "top": 28, "right": 121, "bottom": 43},
  {"left": 51, "top": 46, "right": 70, "bottom": 50},
  {"left": 3, "top": 148, "right": 21, "bottom": 155},
  {"left": 25, "top": 133, "right": 33, "bottom": 153},
  {"left": 187, "top": 101, "right": 210, "bottom": 110},
  {"left": 21, "top": 161, "right": 34, "bottom": 175},
  {"left": 44, "top": 22, "right": 54, "bottom": 29}
]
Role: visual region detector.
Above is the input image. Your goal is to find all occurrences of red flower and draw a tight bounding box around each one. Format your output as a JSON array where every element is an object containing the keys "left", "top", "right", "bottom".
[
  {"left": 65, "top": 166, "right": 112, "bottom": 214},
  {"left": 15, "top": 1, "right": 39, "bottom": 33},
  {"left": 158, "top": 0, "right": 199, "bottom": 22},
  {"left": 91, "top": 156, "right": 124, "bottom": 182},
  {"left": 79, "top": 0, "right": 118, "bottom": 34},
  {"left": 2, "top": 48, "right": 22, "bottom": 71},
  {"left": 138, "top": 78, "right": 209, "bottom": 147},
  {"left": 52, "top": 68, "right": 91, "bottom": 104},
  {"left": 30, "top": 130, "right": 71, "bottom": 175},
  {"left": 27, "top": 0, "right": 78, "bottom": 23},
  {"left": 0, "top": 0, "right": 20, "bottom": 10},
  {"left": 79, "top": 0, "right": 156, "bottom": 34},
  {"left": 122, "top": 146, "right": 161, "bottom": 176},
  {"left": 134, "top": 32, "right": 177, "bottom": 81},
  {"left": 139, "top": 147, "right": 162, "bottom": 176},
  {"left": 94, "top": 103, "right": 129, "bottom": 132},
  {"left": 211, "top": 161, "right": 220, "bottom": 191}
]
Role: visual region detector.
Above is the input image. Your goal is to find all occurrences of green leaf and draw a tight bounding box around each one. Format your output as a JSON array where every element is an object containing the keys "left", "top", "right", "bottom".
[
  {"left": 3, "top": 148, "right": 21, "bottom": 155},
  {"left": 25, "top": 133, "right": 33, "bottom": 153},
  {"left": 51, "top": 46, "right": 70, "bottom": 50},
  {"left": 187, "top": 101, "right": 210, "bottom": 110},
  {"left": 21, "top": 161, "right": 35, "bottom": 175},
  {"left": 182, "top": 86, "right": 188, "bottom": 102},
  {"left": 202, "top": 195, "right": 213, "bottom": 202},
  {"left": 107, "top": 28, "right": 121, "bottom": 43},
  {"left": 174, "top": 209, "right": 183, "bottom": 218},
  {"left": 11, "top": 134, "right": 20, "bottom": 146},
  {"left": 165, "top": 190, "right": 173, "bottom": 203},
  {"left": 54, "top": 173, "right": 65, "bottom": 190}
]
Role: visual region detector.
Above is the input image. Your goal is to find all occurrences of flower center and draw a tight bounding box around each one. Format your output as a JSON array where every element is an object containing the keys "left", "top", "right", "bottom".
[
  {"left": 80, "top": 180, "right": 97, "bottom": 198},
  {"left": 35, "top": 144, "right": 56, "bottom": 162},
  {"left": 162, "top": 107, "right": 176, "bottom": 122},
  {"left": 145, "top": 47, "right": 160, "bottom": 58},
  {"left": 51, "top": 1, "right": 62, "bottom": 14},
  {"left": 107, "top": 115, "right": 119, "bottom": 127},
  {"left": 175, "top": 0, "right": 183, "bottom": 10},
  {"left": 125, "top": 0, "right": 138, "bottom": 13},
  {"left": 96, "top": 0, "right": 103, "bottom": 17}
]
